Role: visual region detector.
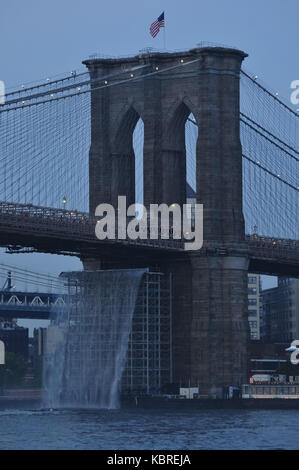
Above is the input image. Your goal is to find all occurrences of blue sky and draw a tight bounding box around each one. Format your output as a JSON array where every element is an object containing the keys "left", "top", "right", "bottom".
[
  {"left": 1, "top": 0, "right": 296, "bottom": 329},
  {"left": 1, "top": 0, "right": 298, "bottom": 102}
]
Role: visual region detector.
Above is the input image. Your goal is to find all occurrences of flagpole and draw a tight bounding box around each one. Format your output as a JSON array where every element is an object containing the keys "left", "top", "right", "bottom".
[{"left": 163, "top": 12, "right": 166, "bottom": 51}]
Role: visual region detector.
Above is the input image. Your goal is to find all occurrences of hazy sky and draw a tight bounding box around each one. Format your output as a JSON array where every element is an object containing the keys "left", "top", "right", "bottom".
[
  {"left": 1, "top": 0, "right": 294, "bottom": 329},
  {"left": 1, "top": 0, "right": 298, "bottom": 101}
]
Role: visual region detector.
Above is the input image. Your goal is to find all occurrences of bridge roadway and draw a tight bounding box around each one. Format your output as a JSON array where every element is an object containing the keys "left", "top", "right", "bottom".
[
  {"left": 0, "top": 290, "right": 68, "bottom": 320},
  {"left": 0, "top": 201, "right": 298, "bottom": 277}
]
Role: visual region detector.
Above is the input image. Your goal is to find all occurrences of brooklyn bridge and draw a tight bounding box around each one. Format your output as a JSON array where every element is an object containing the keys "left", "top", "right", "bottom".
[{"left": 0, "top": 45, "right": 298, "bottom": 397}]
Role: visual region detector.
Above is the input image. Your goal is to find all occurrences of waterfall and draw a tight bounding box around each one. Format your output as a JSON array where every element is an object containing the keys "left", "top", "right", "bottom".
[{"left": 43, "top": 269, "right": 145, "bottom": 409}]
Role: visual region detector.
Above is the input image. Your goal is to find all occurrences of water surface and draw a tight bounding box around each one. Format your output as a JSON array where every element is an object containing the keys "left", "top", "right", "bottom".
[{"left": 0, "top": 407, "right": 297, "bottom": 450}]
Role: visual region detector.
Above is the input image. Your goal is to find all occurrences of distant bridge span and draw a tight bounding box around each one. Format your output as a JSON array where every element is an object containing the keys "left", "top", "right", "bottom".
[{"left": 0, "top": 290, "right": 67, "bottom": 320}]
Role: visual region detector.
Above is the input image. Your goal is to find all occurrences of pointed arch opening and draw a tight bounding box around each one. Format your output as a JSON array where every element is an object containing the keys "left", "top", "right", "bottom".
[
  {"left": 185, "top": 113, "right": 198, "bottom": 228},
  {"left": 133, "top": 118, "right": 144, "bottom": 212},
  {"left": 185, "top": 113, "right": 198, "bottom": 196},
  {"left": 166, "top": 102, "right": 199, "bottom": 211},
  {"left": 112, "top": 107, "right": 144, "bottom": 210}
]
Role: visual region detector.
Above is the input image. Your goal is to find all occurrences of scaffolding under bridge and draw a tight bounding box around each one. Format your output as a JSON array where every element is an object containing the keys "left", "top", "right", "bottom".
[{"left": 54, "top": 269, "right": 172, "bottom": 402}]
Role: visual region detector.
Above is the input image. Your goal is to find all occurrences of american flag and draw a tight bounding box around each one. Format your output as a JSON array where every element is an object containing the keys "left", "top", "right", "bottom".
[{"left": 150, "top": 12, "right": 165, "bottom": 38}]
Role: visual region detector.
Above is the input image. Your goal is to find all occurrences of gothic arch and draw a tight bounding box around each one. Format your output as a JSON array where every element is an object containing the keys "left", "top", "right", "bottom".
[
  {"left": 110, "top": 104, "right": 144, "bottom": 206},
  {"left": 112, "top": 103, "right": 143, "bottom": 155},
  {"left": 165, "top": 98, "right": 199, "bottom": 150},
  {"left": 161, "top": 99, "right": 199, "bottom": 202}
]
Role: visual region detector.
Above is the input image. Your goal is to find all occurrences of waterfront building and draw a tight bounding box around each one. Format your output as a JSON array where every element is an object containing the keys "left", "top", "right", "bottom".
[
  {"left": 0, "top": 325, "right": 29, "bottom": 360},
  {"left": 248, "top": 274, "right": 262, "bottom": 340},
  {"left": 261, "top": 278, "right": 299, "bottom": 343}
]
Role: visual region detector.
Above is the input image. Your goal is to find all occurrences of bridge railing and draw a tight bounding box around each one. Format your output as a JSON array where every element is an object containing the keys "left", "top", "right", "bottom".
[
  {"left": 246, "top": 234, "right": 299, "bottom": 247},
  {"left": 247, "top": 234, "right": 299, "bottom": 261},
  {"left": 0, "top": 201, "right": 185, "bottom": 250},
  {"left": 0, "top": 201, "right": 298, "bottom": 255}
]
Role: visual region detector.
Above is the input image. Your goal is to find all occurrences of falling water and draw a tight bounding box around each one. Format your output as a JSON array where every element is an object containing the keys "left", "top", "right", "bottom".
[{"left": 43, "top": 269, "right": 145, "bottom": 409}]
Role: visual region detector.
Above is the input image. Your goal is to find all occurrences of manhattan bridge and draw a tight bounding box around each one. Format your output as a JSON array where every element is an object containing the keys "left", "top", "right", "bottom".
[{"left": 0, "top": 44, "right": 298, "bottom": 396}]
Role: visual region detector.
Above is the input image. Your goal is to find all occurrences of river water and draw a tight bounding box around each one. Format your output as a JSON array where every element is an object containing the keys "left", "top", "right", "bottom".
[{"left": 0, "top": 407, "right": 298, "bottom": 450}]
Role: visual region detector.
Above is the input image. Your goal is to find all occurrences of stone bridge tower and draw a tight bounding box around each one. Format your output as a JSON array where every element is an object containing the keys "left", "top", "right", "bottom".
[{"left": 83, "top": 47, "right": 250, "bottom": 397}]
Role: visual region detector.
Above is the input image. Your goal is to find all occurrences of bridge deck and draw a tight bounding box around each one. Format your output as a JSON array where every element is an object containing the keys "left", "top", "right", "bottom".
[
  {"left": 0, "top": 201, "right": 298, "bottom": 276},
  {"left": 0, "top": 290, "right": 67, "bottom": 320}
]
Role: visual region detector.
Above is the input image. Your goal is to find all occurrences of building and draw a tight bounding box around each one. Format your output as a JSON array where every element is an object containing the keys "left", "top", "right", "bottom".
[
  {"left": 261, "top": 278, "right": 299, "bottom": 343},
  {"left": 0, "top": 271, "right": 29, "bottom": 361},
  {"left": 32, "top": 327, "right": 47, "bottom": 375},
  {"left": 248, "top": 274, "right": 261, "bottom": 340},
  {"left": 0, "top": 318, "right": 17, "bottom": 330},
  {"left": 0, "top": 325, "right": 29, "bottom": 360}
]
